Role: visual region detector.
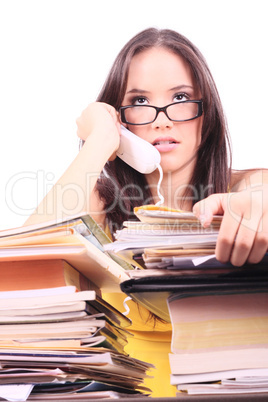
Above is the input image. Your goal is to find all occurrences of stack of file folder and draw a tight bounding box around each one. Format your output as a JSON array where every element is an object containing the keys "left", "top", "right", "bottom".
[
  {"left": 105, "top": 205, "right": 268, "bottom": 395},
  {"left": 0, "top": 215, "right": 154, "bottom": 400},
  {"left": 104, "top": 205, "right": 225, "bottom": 321},
  {"left": 0, "top": 213, "right": 136, "bottom": 293}
]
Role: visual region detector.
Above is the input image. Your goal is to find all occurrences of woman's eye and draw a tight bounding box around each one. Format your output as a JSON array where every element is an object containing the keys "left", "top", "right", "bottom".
[
  {"left": 132, "top": 97, "right": 148, "bottom": 105},
  {"left": 173, "top": 93, "right": 189, "bottom": 102}
]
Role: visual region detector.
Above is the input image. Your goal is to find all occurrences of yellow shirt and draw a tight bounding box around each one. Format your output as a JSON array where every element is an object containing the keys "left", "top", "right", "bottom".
[
  {"left": 103, "top": 224, "right": 176, "bottom": 397},
  {"left": 103, "top": 292, "right": 176, "bottom": 397}
]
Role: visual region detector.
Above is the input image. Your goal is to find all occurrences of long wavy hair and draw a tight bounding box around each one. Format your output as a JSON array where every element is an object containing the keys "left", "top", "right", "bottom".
[{"left": 93, "top": 28, "right": 232, "bottom": 234}]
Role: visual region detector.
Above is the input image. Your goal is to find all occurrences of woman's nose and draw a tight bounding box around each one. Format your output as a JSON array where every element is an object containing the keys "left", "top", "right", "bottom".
[{"left": 151, "top": 110, "right": 174, "bottom": 129}]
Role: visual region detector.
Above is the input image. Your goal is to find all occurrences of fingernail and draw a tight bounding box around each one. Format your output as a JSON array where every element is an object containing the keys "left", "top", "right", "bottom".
[
  {"left": 199, "top": 214, "right": 210, "bottom": 228},
  {"left": 199, "top": 214, "right": 206, "bottom": 224}
]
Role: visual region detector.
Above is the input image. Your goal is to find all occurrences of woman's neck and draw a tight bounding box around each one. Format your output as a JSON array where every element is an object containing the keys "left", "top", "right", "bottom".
[{"left": 146, "top": 167, "right": 194, "bottom": 211}]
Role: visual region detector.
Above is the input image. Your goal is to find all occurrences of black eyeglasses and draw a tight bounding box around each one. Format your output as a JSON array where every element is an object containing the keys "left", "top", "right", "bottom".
[{"left": 119, "top": 100, "right": 203, "bottom": 126}]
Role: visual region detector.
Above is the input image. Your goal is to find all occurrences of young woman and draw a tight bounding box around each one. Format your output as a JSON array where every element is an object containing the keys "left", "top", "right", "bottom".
[{"left": 26, "top": 28, "right": 268, "bottom": 397}]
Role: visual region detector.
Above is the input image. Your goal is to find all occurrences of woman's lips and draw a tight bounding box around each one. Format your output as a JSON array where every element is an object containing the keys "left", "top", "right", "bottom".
[{"left": 152, "top": 137, "right": 179, "bottom": 153}]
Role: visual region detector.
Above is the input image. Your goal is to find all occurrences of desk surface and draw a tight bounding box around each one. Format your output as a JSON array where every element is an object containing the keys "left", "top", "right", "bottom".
[{"left": 32, "top": 394, "right": 268, "bottom": 401}]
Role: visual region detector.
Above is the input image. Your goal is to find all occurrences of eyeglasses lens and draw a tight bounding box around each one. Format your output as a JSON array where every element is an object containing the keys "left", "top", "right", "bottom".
[{"left": 167, "top": 102, "right": 199, "bottom": 121}]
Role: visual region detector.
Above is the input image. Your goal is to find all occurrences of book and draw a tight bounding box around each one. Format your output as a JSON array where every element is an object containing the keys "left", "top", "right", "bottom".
[
  {"left": 168, "top": 290, "right": 268, "bottom": 394},
  {"left": 0, "top": 259, "right": 100, "bottom": 294},
  {"left": 168, "top": 290, "right": 268, "bottom": 374}
]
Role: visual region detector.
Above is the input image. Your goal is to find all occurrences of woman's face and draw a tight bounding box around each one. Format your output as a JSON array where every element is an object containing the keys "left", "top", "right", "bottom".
[{"left": 121, "top": 47, "right": 203, "bottom": 178}]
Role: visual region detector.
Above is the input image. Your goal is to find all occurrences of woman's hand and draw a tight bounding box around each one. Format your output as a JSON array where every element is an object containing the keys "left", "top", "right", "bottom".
[
  {"left": 76, "top": 102, "right": 121, "bottom": 160},
  {"left": 193, "top": 185, "right": 268, "bottom": 266}
]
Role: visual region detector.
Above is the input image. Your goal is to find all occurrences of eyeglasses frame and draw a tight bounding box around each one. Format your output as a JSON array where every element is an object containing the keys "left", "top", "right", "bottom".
[{"left": 119, "top": 100, "right": 203, "bottom": 126}]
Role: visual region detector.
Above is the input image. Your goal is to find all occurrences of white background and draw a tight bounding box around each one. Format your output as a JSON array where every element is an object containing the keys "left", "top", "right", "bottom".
[{"left": 0, "top": 0, "right": 267, "bottom": 230}]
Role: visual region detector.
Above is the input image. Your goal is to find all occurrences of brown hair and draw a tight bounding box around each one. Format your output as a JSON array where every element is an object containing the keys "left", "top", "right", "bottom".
[{"left": 95, "top": 28, "right": 231, "bottom": 234}]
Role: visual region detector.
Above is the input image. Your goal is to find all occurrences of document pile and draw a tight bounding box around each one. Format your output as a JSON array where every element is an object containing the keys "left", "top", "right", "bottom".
[
  {"left": 106, "top": 205, "right": 220, "bottom": 266},
  {"left": 105, "top": 204, "right": 268, "bottom": 395},
  {"left": 0, "top": 287, "right": 153, "bottom": 401},
  {"left": 105, "top": 205, "right": 224, "bottom": 321},
  {"left": 168, "top": 289, "right": 268, "bottom": 396},
  {"left": 0, "top": 215, "right": 154, "bottom": 401}
]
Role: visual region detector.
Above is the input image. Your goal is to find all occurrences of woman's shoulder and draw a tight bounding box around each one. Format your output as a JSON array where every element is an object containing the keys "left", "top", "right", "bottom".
[{"left": 230, "top": 168, "right": 266, "bottom": 191}]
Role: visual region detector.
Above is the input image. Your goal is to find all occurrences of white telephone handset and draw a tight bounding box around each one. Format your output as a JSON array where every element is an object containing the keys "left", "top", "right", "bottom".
[{"left": 116, "top": 125, "right": 161, "bottom": 174}]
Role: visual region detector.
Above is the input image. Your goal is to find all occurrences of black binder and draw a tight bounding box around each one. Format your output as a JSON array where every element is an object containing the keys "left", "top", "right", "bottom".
[{"left": 120, "top": 255, "right": 268, "bottom": 322}]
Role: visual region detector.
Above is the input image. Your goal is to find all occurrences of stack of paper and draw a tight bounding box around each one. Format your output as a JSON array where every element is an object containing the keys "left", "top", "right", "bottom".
[
  {"left": 103, "top": 205, "right": 268, "bottom": 322},
  {"left": 0, "top": 215, "right": 156, "bottom": 400},
  {"left": 0, "top": 213, "right": 136, "bottom": 293},
  {"left": 168, "top": 291, "right": 268, "bottom": 395},
  {"left": 104, "top": 204, "right": 268, "bottom": 396},
  {"left": 0, "top": 287, "right": 153, "bottom": 401},
  {"left": 106, "top": 205, "right": 221, "bottom": 266}
]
